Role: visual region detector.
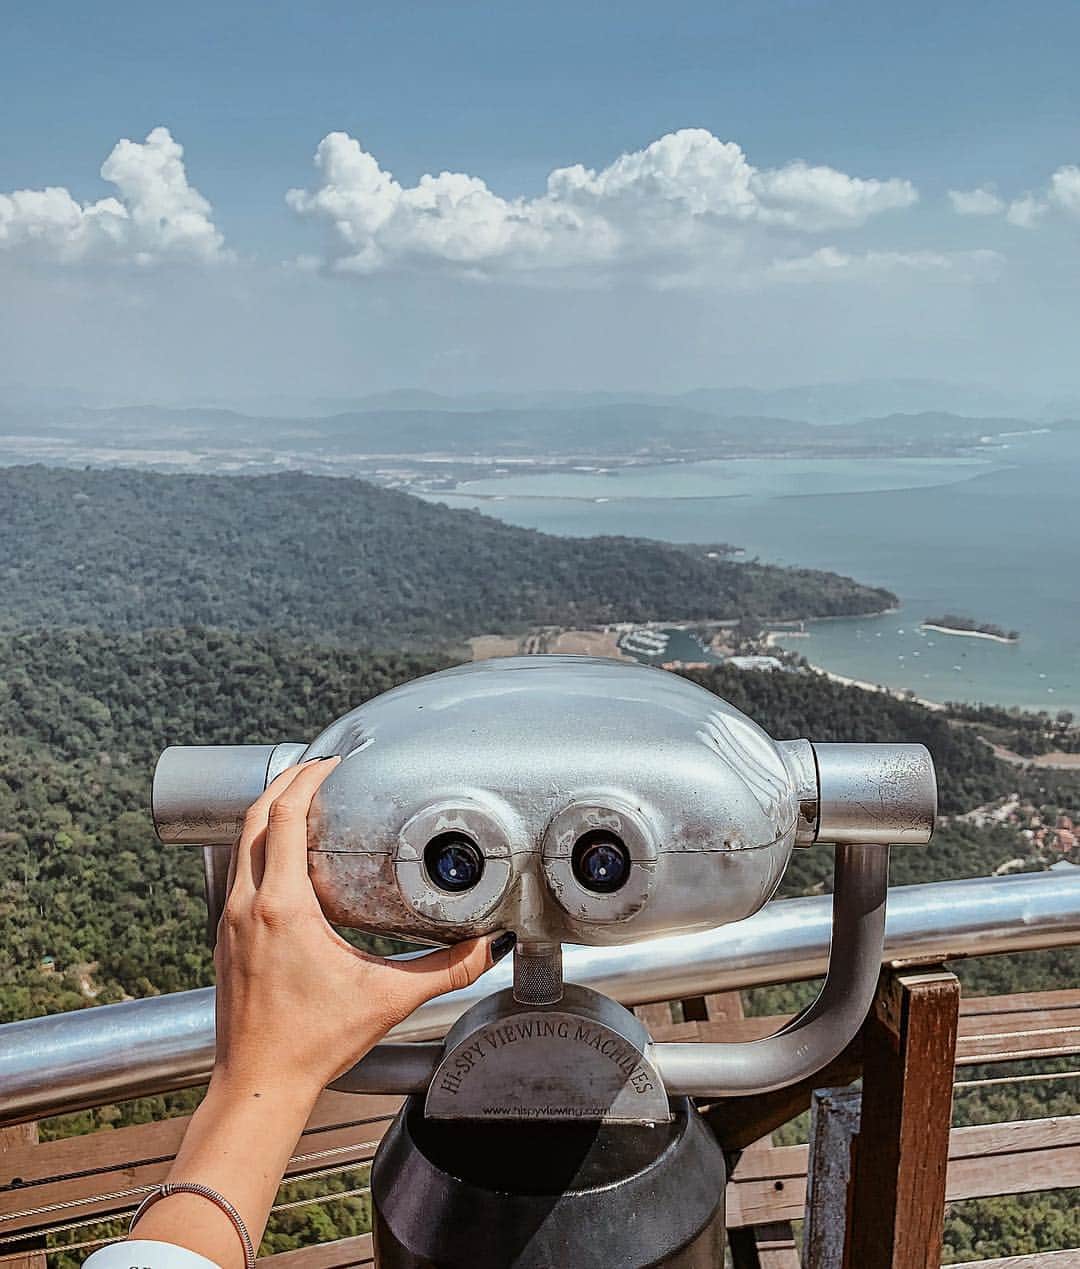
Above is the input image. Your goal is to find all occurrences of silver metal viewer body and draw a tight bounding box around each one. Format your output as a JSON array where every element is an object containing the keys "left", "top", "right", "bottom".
[
  {"left": 152, "top": 655, "right": 936, "bottom": 1121},
  {"left": 154, "top": 656, "right": 935, "bottom": 948}
]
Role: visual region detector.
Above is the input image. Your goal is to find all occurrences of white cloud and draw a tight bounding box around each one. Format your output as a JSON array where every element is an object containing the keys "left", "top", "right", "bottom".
[
  {"left": 0, "top": 127, "right": 227, "bottom": 265},
  {"left": 750, "top": 160, "right": 916, "bottom": 229},
  {"left": 951, "top": 164, "right": 1080, "bottom": 229},
  {"left": 1005, "top": 165, "right": 1080, "bottom": 226},
  {"left": 1049, "top": 165, "right": 1080, "bottom": 216},
  {"left": 1005, "top": 193, "right": 1048, "bottom": 229},
  {"left": 948, "top": 187, "right": 1004, "bottom": 216},
  {"left": 287, "top": 128, "right": 918, "bottom": 283},
  {"left": 770, "top": 246, "right": 1003, "bottom": 283}
]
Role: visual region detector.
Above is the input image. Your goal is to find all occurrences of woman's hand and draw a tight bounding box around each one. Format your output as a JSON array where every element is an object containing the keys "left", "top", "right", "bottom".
[
  {"left": 213, "top": 754, "right": 511, "bottom": 1103},
  {"left": 128, "top": 756, "right": 511, "bottom": 1269}
]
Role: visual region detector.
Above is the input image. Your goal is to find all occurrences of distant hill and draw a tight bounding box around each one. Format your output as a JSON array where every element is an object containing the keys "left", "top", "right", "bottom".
[
  {"left": 254, "top": 380, "right": 1045, "bottom": 424},
  {"left": 832, "top": 411, "right": 1039, "bottom": 440},
  {"left": 3, "top": 397, "right": 1054, "bottom": 464},
  {"left": 0, "top": 399, "right": 812, "bottom": 456},
  {"left": 305, "top": 403, "right": 815, "bottom": 455},
  {"left": 675, "top": 381, "right": 1045, "bottom": 424},
  {"left": 196, "top": 379, "right": 1048, "bottom": 423},
  {"left": 0, "top": 465, "right": 895, "bottom": 639}
]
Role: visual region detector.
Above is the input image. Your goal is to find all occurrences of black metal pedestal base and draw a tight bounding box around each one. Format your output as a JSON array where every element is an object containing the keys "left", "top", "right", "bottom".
[{"left": 370, "top": 1096, "right": 726, "bottom": 1269}]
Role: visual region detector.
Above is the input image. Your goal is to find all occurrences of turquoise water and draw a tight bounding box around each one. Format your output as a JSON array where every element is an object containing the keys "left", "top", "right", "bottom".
[{"left": 424, "top": 432, "right": 1080, "bottom": 713}]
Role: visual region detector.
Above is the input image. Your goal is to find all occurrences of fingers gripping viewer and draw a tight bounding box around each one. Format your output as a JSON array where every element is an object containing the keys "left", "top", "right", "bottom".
[{"left": 84, "top": 757, "right": 514, "bottom": 1269}]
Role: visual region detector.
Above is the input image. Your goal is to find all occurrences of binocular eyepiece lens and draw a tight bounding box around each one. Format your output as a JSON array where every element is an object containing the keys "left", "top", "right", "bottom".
[
  {"left": 571, "top": 830, "right": 631, "bottom": 894},
  {"left": 424, "top": 833, "right": 485, "bottom": 893}
]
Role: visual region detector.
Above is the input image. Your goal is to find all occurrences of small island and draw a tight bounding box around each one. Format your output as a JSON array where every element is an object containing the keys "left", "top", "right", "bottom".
[{"left": 922, "top": 614, "right": 1020, "bottom": 644}]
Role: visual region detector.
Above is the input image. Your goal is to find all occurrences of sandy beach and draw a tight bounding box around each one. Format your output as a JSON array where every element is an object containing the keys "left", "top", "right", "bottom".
[
  {"left": 806, "top": 661, "right": 947, "bottom": 712},
  {"left": 921, "top": 623, "right": 1019, "bottom": 645}
]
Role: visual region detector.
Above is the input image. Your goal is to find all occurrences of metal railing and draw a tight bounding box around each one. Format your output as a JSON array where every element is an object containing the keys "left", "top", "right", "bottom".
[{"left": 1, "top": 863, "right": 1078, "bottom": 1126}]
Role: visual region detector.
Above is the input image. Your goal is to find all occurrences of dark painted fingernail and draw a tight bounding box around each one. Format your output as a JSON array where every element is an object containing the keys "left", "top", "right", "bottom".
[{"left": 491, "top": 931, "right": 517, "bottom": 962}]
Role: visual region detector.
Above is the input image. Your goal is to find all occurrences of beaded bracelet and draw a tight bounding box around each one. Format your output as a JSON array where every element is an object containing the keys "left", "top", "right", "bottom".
[{"left": 129, "top": 1182, "right": 256, "bottom": 1269}]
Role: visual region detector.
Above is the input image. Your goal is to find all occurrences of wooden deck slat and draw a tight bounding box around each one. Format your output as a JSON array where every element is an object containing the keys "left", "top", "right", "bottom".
[
  {"left": 948, "top": 1115, "right": 1080, "bottom": 1160},
  {"left": 646, "top": 990, "right": 1080, "bottom": 1064},
  {"left": 0, "top": 1092, "right": 399, "bottom": 1191},
  {"left": 726, "top": 1114, "right": 1080, "bottom": 1229},
  {"left": 0, "top": 1129, "right": 42, "bottom": 1269},
  {"left": 957, "top": 1007, "right": 1080, "bottom": 1033},
  {"left": 262, "top": 1233, "right": 375, "bottom": 1268},
  {"left": 631, "top": 1002, "right": 673, "bottom": 1032},
  {"left": 727, "top": 1145, "right": 810, "bottom": 1227},
  {"left": 0, "top": 1122, "right": 383, "bottom": 1230},
  {"left": 949, "top": 1253, "right": 1080, "bottom": 1268},
  {"left": 960, "top": 990, "right": 1080, "bottom": 1015},
  {"left": 0, "top": 1094, "right": 399, "bottom": 1236}
]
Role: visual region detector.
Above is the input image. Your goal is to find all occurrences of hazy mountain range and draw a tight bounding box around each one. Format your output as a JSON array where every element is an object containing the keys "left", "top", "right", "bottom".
[
  {"left": 3, "top": 377, "right": 1077, "bottom": 424},
  {"left": 0, "top": 387, "right": 1070, "bottom": 472}
]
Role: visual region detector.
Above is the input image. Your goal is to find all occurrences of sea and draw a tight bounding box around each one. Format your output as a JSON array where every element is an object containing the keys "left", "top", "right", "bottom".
[{"left": 422, "top": 428, "right": 1080, "bottom": 715}]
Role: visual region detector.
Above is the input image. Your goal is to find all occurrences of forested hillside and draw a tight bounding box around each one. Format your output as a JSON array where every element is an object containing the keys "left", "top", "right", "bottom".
[
  {"left": 0, "top": 465, "right": 893, "bottom": 636},
  {"left": 0, "top": 633, "right": 449, "bottom": 1022}
]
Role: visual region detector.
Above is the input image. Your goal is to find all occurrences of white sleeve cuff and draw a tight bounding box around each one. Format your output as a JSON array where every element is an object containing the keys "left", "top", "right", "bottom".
[{"left": 83, "top": 1240, "right": 222, "bottom": 1269}]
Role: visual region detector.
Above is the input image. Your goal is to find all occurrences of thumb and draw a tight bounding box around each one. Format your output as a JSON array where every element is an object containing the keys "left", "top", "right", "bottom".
[{"left": 402, "top": 930, "right": 516, "bottom": 1007}]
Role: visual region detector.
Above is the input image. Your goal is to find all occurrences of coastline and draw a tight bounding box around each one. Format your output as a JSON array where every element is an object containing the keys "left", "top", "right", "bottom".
[
  {"left": 467, "top": 619, "right": 1062, "bottom": 719},
  {"left": 414, "top": 449, "right": 998, "bottom": 501},
  {"left": 764, "top": 606, "right": 900, "bottom": 647},
  {"left": 804, "top": 660, "right": 947, "bottom": 713},
  {"left": 920, "top": 622, "right": 1019, "bottom": 645},
  {"left": 764, "top": 614, "right": 948, "bottom": 711},
  {"left": 428, "top": 477, "right": 988, "bottom": 505}
]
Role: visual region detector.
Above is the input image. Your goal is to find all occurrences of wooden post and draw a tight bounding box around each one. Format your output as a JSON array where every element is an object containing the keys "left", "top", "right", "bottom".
[
  {"left": 0, "top": 1123, "right": 46, "bottom": 1269},
  {"left": 843, "top": 966, "right": 960, "bottom": 1269}
]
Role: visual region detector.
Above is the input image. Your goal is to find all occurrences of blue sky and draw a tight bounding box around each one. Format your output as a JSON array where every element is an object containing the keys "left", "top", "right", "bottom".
[{"left": 2, "top": 1, "right": 1079, "bottom": 401}]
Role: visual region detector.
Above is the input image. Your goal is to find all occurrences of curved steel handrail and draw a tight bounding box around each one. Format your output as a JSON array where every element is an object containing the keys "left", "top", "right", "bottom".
[{"left": 1, "top": 863, "right": 1077, "bottom": 1125}]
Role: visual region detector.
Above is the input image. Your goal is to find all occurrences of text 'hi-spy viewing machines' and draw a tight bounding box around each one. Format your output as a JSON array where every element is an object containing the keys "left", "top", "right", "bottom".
[{"left": 153, "top": 656, "right": 936, "bottom": 1269}]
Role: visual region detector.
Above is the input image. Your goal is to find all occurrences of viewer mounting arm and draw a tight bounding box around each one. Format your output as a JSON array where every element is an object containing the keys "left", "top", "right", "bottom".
[{"left": 652, "top": 841, "right": 888, "bottom": 1096}]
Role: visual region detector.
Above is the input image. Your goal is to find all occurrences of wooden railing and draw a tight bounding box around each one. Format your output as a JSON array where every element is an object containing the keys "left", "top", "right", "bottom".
[{"left": 2, "top": 979, "right": 1078, "bottom": 1268}]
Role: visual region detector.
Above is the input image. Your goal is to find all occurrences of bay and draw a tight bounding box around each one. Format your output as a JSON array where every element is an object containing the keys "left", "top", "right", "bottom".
[{"left": 423, "top": 431, "right": 1080, "bottom": 714}]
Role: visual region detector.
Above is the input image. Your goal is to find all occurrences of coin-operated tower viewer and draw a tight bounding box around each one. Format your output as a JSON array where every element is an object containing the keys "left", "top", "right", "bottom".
[{"left": 154, "top": 656, "right": 936, "bottom": 1268}]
